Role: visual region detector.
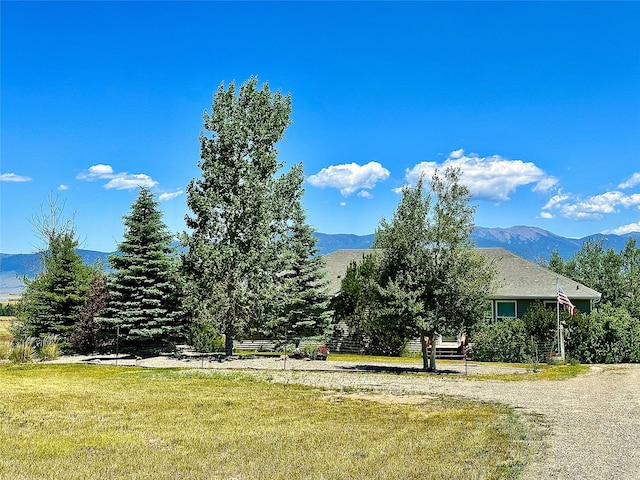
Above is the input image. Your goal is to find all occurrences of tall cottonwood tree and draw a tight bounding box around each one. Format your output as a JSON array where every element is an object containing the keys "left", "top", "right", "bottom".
[
  {"left": 17, "top": 196, "right": 95, "bottom": 342},
  {"left": 182, "top": 77, "right": 299, "bottom": 355},
  {"left": 374, "top": 168, "right": 495, "bottom": 370},
  {"left": 100, "top": 187, "right": 183, "bottom": 350}
]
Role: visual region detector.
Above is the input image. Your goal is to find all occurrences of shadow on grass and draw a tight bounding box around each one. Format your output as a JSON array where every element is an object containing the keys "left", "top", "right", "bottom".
[{"left": 337, "top": 364, "right": 462, "bottom": 375}]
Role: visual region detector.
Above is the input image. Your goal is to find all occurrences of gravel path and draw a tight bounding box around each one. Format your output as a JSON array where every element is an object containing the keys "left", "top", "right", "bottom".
[{"left": 51, "top": 355, "right": 640, "bottom": 479}]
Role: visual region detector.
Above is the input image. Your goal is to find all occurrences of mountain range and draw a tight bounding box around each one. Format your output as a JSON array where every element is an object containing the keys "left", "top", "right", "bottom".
[{"left": 2, "top": 225, "right": 639, "bottom": 295}]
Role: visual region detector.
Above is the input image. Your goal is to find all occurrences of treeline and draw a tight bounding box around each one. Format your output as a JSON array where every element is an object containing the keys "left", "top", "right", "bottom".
[{"left": 11, "top": 78, "right": 330, "bottom": 355}]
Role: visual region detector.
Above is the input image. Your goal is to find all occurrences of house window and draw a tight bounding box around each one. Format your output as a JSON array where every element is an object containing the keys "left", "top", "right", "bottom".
[{"left": 496, "top": 301, "right": 516, "bottom": 321}]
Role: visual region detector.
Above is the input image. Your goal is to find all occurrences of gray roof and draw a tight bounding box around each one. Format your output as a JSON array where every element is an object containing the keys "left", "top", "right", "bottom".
[
  {"left": 323, "top": 247, "right": 601, "bottom": 301},
  {"left": 324, "top": 249, "right": 382, "bottom": 295}
]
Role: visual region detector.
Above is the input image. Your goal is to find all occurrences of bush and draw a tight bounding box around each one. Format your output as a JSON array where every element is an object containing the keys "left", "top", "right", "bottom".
[
  {"left": 470, "top": 318, "right": 530, "bottom": 363},
  {"left": 10, "top": 339, "right": 35, "bottom": 363},
  {"left": 187, "top": 321, "right": 225, "bottom": 353},
  {"left": 565, "top": 306, "right": 640, "bottom": 363}
]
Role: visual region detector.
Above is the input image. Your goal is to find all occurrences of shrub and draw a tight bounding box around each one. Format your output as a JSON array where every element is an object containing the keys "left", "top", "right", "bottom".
[
  {"left": 39, "top": 334, "right": 61, "bottom": 361},
  {"left": 187, "top": 321, "right": 225, "bottom": 353},
  {"left": 10, "top": 339, "right": 35, "bottom": 363},
  {"left": 565, "top": 306, "right": 640, "bottom": 363},
  {"left": 470, "top": 318, "right": 530, "bottom": 363}
]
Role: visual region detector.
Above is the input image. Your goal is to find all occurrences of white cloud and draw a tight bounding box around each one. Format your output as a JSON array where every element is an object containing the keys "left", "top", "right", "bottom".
[
  {"left": 104, "top": 174, "right": 157, "bottom": 190},
  {"left": 357, "top": 190, "right": 373, "bottom": 199},
  {"left": 340, "top": 202, "right": 347, "bottom": 207},
  {"left": 158, "top": 190, "right": 183, "bottom": 202},
  {"left": 77, "top": 164, "right": 158, "bottom": 190},
  {"left": 307, "top": 161, "right": 390, "bottom": 196},
  {"left": 58, "top": 184, "right": 69, "bottom": 191},
  {"left": 542, "top": 190, "right": 640, "bottom": 221},
  {"left": 604, "top": 222, "right": 640, "bottom": 235},
  {"left": 1, "top": 173, "right": 32, "bottom": 182},
  {"left": 403, "top": 150, "right": 557, "bottom": 201},
  {"left": 618, "top": 173, "right": 640, "bottom": 189}
]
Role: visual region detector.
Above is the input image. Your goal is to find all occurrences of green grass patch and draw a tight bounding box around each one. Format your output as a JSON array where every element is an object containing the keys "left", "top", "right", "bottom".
[
  {"left": 0, "top": 363, "right": 540, "bottom": 479},
  {"left": 328, "top": 353, "right": 424, "bottom": 363},
  {"left": 470, "top": 364, "right": 590, "bottom": 382}
]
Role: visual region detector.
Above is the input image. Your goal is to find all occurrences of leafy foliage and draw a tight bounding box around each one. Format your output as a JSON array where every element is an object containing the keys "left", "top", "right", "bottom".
[
  {"left": 521, "top": 301, "right": 557, "bottom": 345},
  {"left": 68, "top": 274, "right": 109, "bottom": 353},
  {"left": 182, "top": 77, "right": 311, "bottom": 354},
  {"left": 371, "top": 168, "right": 495, "bottom": 368},
  {"left": 331, "top": 253, "right": 406, "bottom": 355},
  {"left": 471, "top": 318, "right": 531, "bottom": 363},
  {"left": 565, "top": 305, "right": 640, "bottom": 363},
  {"left": 100, "top": 187, "right": 184, "bottom": 351}
]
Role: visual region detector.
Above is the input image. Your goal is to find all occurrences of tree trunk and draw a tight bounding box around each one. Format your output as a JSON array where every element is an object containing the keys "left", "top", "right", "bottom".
[
  {"left": 429, "top": 340, "right": 437, "bottom": 371},
  {"left": 420, "top": 331, "right": 429, "bottom": 370},
  {"left": 224, "top": 333, "right": 234, "bottom": 357}
]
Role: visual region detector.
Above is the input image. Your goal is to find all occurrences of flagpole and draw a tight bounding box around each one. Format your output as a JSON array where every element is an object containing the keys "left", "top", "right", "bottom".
[{"left": 556, "top": 278, "right": 561, "bottom": 359}]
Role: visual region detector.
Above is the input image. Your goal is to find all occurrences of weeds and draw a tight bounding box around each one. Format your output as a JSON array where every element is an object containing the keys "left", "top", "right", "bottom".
[
  {"left": 38, "top": 334, "right": 61, "bottom": 361},
  {"left": 9, "top": 339, "right": 35, "bottom": 363}
]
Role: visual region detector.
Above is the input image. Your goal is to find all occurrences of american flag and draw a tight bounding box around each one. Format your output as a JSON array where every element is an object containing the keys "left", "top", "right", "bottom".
[{"left": 557, "top": 285, "right": 576, "bottom": 315}]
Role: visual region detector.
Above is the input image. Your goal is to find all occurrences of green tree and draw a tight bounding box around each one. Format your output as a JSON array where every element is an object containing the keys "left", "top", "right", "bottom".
[
  {"left": 100, "top": 187, "right": 184, "bottom": 351},
  {"left": 564, "top": 239, "right": 623, "bottom": 307},
  {"left": 68, "top": 273, "right": 109, "bottom": 353},
  {"left": 374, "top": 168, "right": 495, "bottom": 370},
  {"left": 17, "top": 197, "right": 94, "bottom": 343},
  {"left": 331, "top": 253, "right": 405, "bottom": 355},
  {"left": 182, "top": 77, "right": 297, "bottom": 355},
  {"left": 267, "top": 177, "right": 332, "bottom": 340},
  {"left": 620, "top": 238, "right": 640, "bottom": 319}
]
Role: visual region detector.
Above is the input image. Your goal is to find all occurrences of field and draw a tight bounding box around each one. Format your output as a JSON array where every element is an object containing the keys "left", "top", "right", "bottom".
[{"left": 0, "top": 363, "right": 537, "bottom": 479}]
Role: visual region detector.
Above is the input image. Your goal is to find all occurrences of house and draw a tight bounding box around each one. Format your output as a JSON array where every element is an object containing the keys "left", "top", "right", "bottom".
[
  {"left": 324, "top": 248, "right": 601, "bottom": 355},
  {"left": 479, "top": 248, "right": 601, "bottom": 320}
]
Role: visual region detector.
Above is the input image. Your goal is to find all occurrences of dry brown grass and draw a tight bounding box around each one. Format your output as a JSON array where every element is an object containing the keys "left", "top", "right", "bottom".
[{"left": 0, "top": 364, "right": 538, "bottom": 479}]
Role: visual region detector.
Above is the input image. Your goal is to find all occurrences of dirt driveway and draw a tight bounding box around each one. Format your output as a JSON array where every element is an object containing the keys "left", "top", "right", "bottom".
[{"left": 53, "top": 355, "right": 640, "bottom": 479}]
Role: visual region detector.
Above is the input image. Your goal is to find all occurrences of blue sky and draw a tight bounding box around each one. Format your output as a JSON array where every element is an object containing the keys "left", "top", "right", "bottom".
[{"left": 2, "top": 1, "right": 639, "bottom": 254}]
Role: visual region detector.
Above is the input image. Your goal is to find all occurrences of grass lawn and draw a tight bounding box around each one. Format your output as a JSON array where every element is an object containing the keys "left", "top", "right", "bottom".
[{"left": 0, "top": 363, "right": 539, "bottom": 479}]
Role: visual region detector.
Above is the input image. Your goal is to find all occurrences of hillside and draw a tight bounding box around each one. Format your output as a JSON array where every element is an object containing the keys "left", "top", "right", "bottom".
[{"left": 2, "top": 226, "right": 639, "bottom": 295}]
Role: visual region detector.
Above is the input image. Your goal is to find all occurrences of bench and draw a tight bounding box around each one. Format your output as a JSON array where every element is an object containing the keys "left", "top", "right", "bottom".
[{"left": 233, "top": 340, "right": 277, "bottom": 352}]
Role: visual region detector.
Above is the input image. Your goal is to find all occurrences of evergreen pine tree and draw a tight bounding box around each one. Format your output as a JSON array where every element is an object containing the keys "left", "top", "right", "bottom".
[
  {"left": 268, "top": 168, "right": 331, "bottom": 340},
  {"left": 17, "top": 197, "right": 94, "bottom": 342},
  {"left": 100, "top": 187, "right": 183, "bottom": 351}
]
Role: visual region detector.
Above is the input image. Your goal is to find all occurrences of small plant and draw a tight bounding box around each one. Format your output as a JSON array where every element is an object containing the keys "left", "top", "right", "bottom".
[
  {"left": 316, "top": 345, "right": 329, "bottom": 360},
  {"left": 0, "top": 341, "right": 12, "bottom": 360},
  {"left": 188, "top": 321, "right": 225, "bottom": 353},
  {"left": 39, "top": 334, "right": 61, "bottom": 361},
  {"left": 10, "top": 339, "right": 35, "bottom": 363}
]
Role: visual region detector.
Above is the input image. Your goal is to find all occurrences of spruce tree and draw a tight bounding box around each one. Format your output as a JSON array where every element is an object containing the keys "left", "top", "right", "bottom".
[
  {"left": 17, "top": 197, "right": 94, "bottom": 342},
  {"left": 182, "top": 77, "right": 297, "bottom": 355},
  {"left": 100, "top": 187, "right": 183, "bottom": 351},
  {"left": 268, "top": 167, "right": 331, "bottom": 340}
]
